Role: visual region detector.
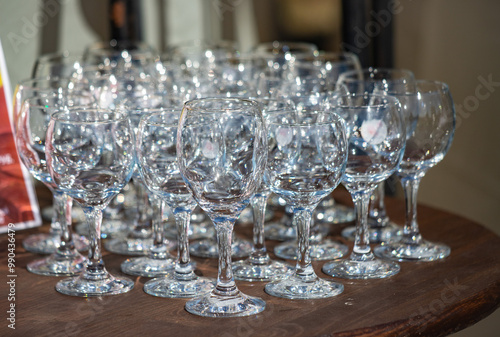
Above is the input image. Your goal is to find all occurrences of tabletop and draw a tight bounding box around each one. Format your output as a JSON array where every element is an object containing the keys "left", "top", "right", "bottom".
[{"left": 1, "top": 187, "right": 500, "bottom": 337}]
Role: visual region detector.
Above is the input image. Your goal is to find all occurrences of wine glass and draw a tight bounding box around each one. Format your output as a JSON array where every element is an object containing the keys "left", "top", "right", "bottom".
[
  {"left": 268, "top": 93, "right": 349, "bottom": 260},
  {"left": 120, "top": 98, "right": 182, "bottom": 277},
  {"left": 14, "top": 96, "right": 90, "bottom": 276},
  {"left": 336, "top": 68, "right": 416, "bottom": 243},
  {"left": 136, "top": 110, "right": 215, "bottom": 297},
  {"left": 264, "top": 107, "right": 348, "bottom": 299},
  {"left": 86, "top": 73, "right": 158, "bottom": 253},
  {"left": 374, "top": 80, "right": 455, "bottom": 261},
  {"left": 177, "top": 98, "right": 267, "bottom": 317},
  {"left": 31, "top": 50, "right": 83, "bottom": 79},
  {"left": 13, "top": 78, "right": 90, "bottom": 254},
  {"left": 232, "top": 99, "right": 294, "bottom": 281},
  {"left": 322, "top": 93, "right": 405, "bottom": 279},
  {"left": 46, "top": 107, "right": 135, "bottom": 296}
]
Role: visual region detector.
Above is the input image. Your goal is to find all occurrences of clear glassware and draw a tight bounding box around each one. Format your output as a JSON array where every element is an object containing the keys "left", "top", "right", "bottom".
[
  {"left": 336, "top": 68, "right": 416, "bottom": 243},
  {"left": 119, "top": 98, "right": 183, "bottom": 277},
  {"left": 31, "top": 50, "right": 83, "bottom": 79},
  {"left": 264, "top": 108, "right": 348, "bottom": 299},
  {"left": 86, "top": 73, "right": 158, "bottom": 253},
  {"left": 14, "top": 96, "right": 89, "bottom": 276},
  {"left": 120, "top": 194, "right": 176, "bottom": 277},
  {"left": 13, "top": 78, "right": 90, "bottom": 254},
  {"left": 46, "top": 107, "right": 135, "bottom": 296},
  {"left": 322, "top": 93, "right": 405, "bottom": 279},
  {"left": 374, "top": 80, "right": 455, "bottom": 261},
  {"left": 232, "top": 99, "right": 294, "bottom": 282},
  {"left": 268, "top": 93, "right": 350, "bottom": 259},
  {"left": 137, "top": 110, "right": 215, "bottom": 297},
  {"left": 177, "top": 98, "right": 267, "bottom": 317}
]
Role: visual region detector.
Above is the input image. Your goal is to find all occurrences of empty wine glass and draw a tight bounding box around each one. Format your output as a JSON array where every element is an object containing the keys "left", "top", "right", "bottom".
[
  {"left": 269, "top": 93, "right": 349, "bottom": 260},
  {"left": 322, "top": 93, "right": 405, "bottom": 279},
  {"left": 31, "top": 50, "right": 83, "bottom": 79},
  {"left": 232, "top": 99, "right": 294, "bottom": 281},
  {"left": 374, "top": 80, "right": 455, "bottom": 261},
  {"left": 264, "top": 108, "right": 348, "bottom": 299},
  {"left": 177, "top": 98, "right": 267, "bottom": 317},
  {"left": 14, "top": 96, "right": 89, "bottom": 276},
  {"left": 13, "top": 78, "right": 90, "bottom": 254},
  {"left": 137, "top": 110, "right": 215, "bottom": 297},
  {"left": 336, "top": 68, "right": 416, "bottom": 243},
  {"left": 46, "top": 107, "right": 135, "bottom": 296}
]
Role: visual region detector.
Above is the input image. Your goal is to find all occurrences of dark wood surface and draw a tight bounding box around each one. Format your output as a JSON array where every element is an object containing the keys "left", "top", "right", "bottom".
[{"left": 1, "top": 187, "right": 500, "bottom": 337}]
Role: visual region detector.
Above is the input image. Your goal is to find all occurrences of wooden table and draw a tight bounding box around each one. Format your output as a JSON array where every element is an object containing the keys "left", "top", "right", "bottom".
[{"left": 1, "top": 188, "right": 500, "bottom": 337}]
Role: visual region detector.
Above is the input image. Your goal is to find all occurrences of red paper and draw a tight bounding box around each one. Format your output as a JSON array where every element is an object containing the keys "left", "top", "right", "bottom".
[{"left": 0, "top": 40, "right": 41, "bottom": 232}]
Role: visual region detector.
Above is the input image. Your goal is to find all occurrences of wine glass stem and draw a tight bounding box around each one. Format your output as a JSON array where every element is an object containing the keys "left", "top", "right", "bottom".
[
  {"left": 249, "top": 193, "right": 270, "bottom": 264},
  {"left": 352, "top": 190, "right": 374, "bottom": 259},
  {"left": 53, "top": 191, "right": 75, "bottom": 256},
  {"left": 369, "top": 183, "right": 388, "bottom": 225},
  {"left": 130, "top": 179, "right": 152, "bottom": 237},
  {"left": 401, "top": 176, "right": 423, "bottom": 244},
  {"left": 215, "top": 220, "right": 238, "bottom": 296},
  {"left": 48, "top": 190, "right": 63, "bottom": 235},
  {"left": 293, "top": 207, "right": 316, "bottom": 280},
  {"left": 149, "top": 197, "right": 167, "bottom": 260},
  {"left": 173, "top": 208, "right": 196, "bottom": 280},
  {"left": 83, "top": 207, "right": 106, "bottom": 277}
]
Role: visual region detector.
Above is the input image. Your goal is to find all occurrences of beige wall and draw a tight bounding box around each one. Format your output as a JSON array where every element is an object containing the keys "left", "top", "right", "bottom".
[{"left": 394, "top": 0, "right": 500, "bottom": 236}]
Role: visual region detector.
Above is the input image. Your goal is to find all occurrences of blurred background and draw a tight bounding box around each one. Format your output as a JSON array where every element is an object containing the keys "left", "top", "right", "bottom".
[{"left": 0, "top": 0, "right": 498, "bottom": 335}]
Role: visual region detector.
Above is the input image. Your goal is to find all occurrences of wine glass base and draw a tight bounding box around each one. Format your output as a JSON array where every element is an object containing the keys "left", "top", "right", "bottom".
[
  {"left": 322, "top": 257, "right": 400, "bottom": 279},
  {"left": 75, "top": 220, "right": 129, "bottom": 240},
  {"left": 190, "top": 236, "right": 253, "bottom": 258},
  {"left": 27, "top": 252, "right": 86, "bottom": 276},
  {"left": 42, "top": 205, "right": 86, "bottom": 223},
  {"left": 341, "top": 220, "right": 402, "bottom": 244},
  {"left": 374, "top": 240, "right": 451, "bottom": 261},
  {"left": 164, "top": 221, "right": 214, "bottom": 241},
  {"left": 23, "top": 233, "right": 89, "bottom": 254},
  {"left": 237, "top": 206, "right": 274, "bottom": 225},
  {"left": 274, "top": 239, "right": 348, "bottom": 261},
  {"left": 264, "top": 222, "right": 296, "bottom": 241},
  {"left": 104, "top": 237, "right": 154, "bottom": 256},
  {"left": 185, "top": 290, "right": 265, "bottom": 317},
  {"left": 55, "top": 272, "right": 134, "bottom": 297},
  {"left": 144, "top": 274, "right": 215, "bottom": 298},
  {"left": 232, "top": 259, "right": 293, "bottom": 281},
  {"left": 120, "top": 256, "right": 177, "bottom": 277},
  {"left": 265, "top": 273, "right": 344, "bottom": 299},
  {"left": 315, "top": 203, "right": 355, "bottom": 224}
]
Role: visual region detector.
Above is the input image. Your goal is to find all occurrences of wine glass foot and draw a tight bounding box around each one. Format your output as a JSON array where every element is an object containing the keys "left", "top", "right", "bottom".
[
  {"left": 104, "top": 237, "right": 155, "bottom": 256},
  {"left": 144, "top": 274, "right": 215, "bottom": 298},
  {"left": 75, "top": 220, "right": 129, "bottom": 240},
  {"left": 341, "top": 220, "right": 402, "bottom": 244},
  {"left": 27, "top": 252, "right": 86, "bottom": 276},
  {"left": 264, "top": 222, "right": 296, "bottom": 241},
  {"left": 42, "top": 205, "right": 86, "bottom": 223},
  {"left": 55, "top": 272, "right": 134, "bottom": 296},
  {"left": 237, "top": 206, "right": 274, "bottom": 225},
  {"left": 322, "top": 256, "right": 400, "bottom": 279},
  {"left": 265, "top": 273, "right": 344, "bottom": 299},
  {"left": 315, "top": 203, "right": 355, "bottom": 224},
  {"left": 274, "top": 239, "right": 348, "bottom": 261},
  {"left": 232, "top": 259, "right": 293, "bottom": 281},
  {"left": 374, "top": 240, "right": 451, "bottom": 261},
  {"left": 120, "top": 256, "right": 177, "bottom": 277},
  {"left": 23, "top": 233, "right": 89, "bottom": 254},
  {"left": 190, "top": 236, "right": 252, "bottom": 258},
  {"left": 185, "top": 290, "right": 266, "bottom": 317},
  {"left": 164, "top": 221, "right": 214, "bottom": 241}
]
